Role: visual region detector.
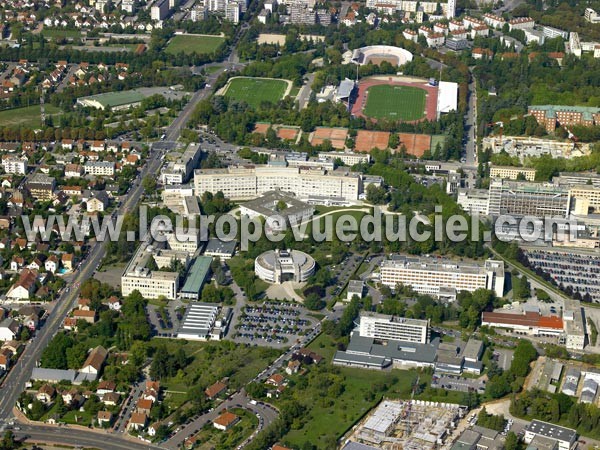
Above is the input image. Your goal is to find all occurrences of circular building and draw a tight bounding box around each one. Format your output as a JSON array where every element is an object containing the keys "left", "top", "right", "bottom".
[
  {"left": 255, "top": 249, "right": 316, "bottom": 284},
  {"left": 351, "top": 45, "right": 413, "bottom": 67}
]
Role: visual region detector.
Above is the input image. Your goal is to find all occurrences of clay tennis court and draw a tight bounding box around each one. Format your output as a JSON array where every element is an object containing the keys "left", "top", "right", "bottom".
[
  {"left": 351, "top": 76, "right": 438, "bottom": 123},
  {"left": 397, "top": 133, "right": 432, "bottom": 157},
  {"left": 309, "top": 127, "right": 348, "bottom": 149},
  {"left": 276, "top": 127, "right": 300, "bottom": 140},
  {"left": 355, "top": 130, "right": 390, "bottom": 152}
]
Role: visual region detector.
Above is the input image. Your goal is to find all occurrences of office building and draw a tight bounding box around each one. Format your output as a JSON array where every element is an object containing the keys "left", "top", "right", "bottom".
[
  {"left": 358, "top": 312, "right": 429, "bottom": 343},
  {"left": 176, "top": 302, "right": 231, "bottom": 340},
  {"left": 524, "top": 420, "right": 577, "bottom": 450},
  {"left": 563, "top": 301, "right": 586, "bottom": 350},
  {"left": 255, "top": 249, "right": 316, "bottom": 283},
  {"left": 161, "top": 144, "right": 202, "bottom": 185},
  {"left": 568, "top": 185, "right": 600, "bottom": 215},
  {"left": 239, "top": 191, "right": 314, "bottom": 231},
  {"left": 180, "top": 257, "right": 213, "bottom": 300},
  {"left": 487, "top": 179, "right": 569, "bottom": 218},
  {"left": 333, "top": 335, "right": 439, "bottom": 370},
  {"left": 490, "top": 165, "right": 536, "bottom": 181},
  {"left": 380, "top": 256, "right": 505, "bottom": 298},
  {"left": 481, "top": 311, "right": 564, "bottom": 336},
  {"left": 457, "top": 188, "right": 490, "bottom": 215},
  {"left": 194, "top": 165, "right": 362, "bottom": 201},
  {"left": 529, "top": 105, "right": 600, "bottom": 132},
  {"left": 317, "top": 151, "right": 371, "bottom": 166},
  {"left": 121, "top": 240, "right": 179, "bottom": 300}
]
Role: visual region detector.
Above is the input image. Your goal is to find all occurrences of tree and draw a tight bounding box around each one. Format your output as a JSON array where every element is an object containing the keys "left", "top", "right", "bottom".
[
  {"left": 142, "top": 175, "right": 157, "bottom": 193},
  {"left": 304, "top": 293, "right": 325, "bottom": 310},
  {"left": 366, "top": 184, "right": 389, "bottom": 205},
  {"left": 504, "top": 431, "right": 519, "bottom": 450}
]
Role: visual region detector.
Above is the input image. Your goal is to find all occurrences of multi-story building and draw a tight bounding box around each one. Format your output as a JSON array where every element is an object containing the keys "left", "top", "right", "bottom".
[
  {"left": 121, "top": 0, "right": 136, "bottom": 12},
  {"left": 380, "top": 256, "right": 505, "bottom": 298},
  {"left": 482, "top": 13, "right": 505, "bottom": 29},
  {"left": 121, "top": 240, "right": 179, "bottom": 299},
  {"left": 481, "top": 311, "right": 564, "bottom": 336},
  {"left": 151, "top": 0, "right": 170, "bottom": 21},
  {"left": 529, "top": 105, "right": 600, "bottom": 132},
  {"left": 2, "top": 155, "right": 27, "bottom": 174},
  {"left": 161, "top": 144, "right": 202, "bottom": 185},
  {"left": 194, "top": 165, "right": 362, "bottom": 201},
  {"left": 490, "top": 165, "right": 536, "bottom": 181},
  {"left": 541, "top": 25, "right": 568, "bottom": 39},
  {"left": 191, "top": 4, "right": 208, "bottom": 20},
  {"left": 568, "top": 185, "right": 600, "bottom": 215},
  {"left": 524, "top": 420, "right": 577, "bottom": 450},
  {"left": 84, "top": 161, "right": 115, "bottom": 176},
  {"left": 563, "top": 301, "right": 586, "bottom": 350},
  {"left": 585, "top": 8, "right": 600, "bottom": 24},
  {"left": 457, "top": 188, "right": 490, "bottom": 215},
  {"left": 317, "top": 151, "right": 371, "bottom": 166},
  {"left": 487, "top": 179, "right": 569, "bottom": 218},
  {"left": 225, "top": 1, "right": 241, "bottom": 22},
  {"left": 358, "top": 312, "right": 429, "bottom": 343},
  {"left": 26, "top": 174, "right": 56, "bottom": 201},
  {"left": 508, "top": 17, "right": 535, "bottom": 31}
]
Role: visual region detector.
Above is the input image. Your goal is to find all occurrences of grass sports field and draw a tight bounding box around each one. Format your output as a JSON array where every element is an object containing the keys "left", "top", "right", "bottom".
[
  {"left": 363, "top": 84, "right": 427, "bottom": 121},
  {"left": 0, "top": 105, "right": 62, "bottom": 128},
  {"left": 223, "top": 77, "right": 289, "bottom": 108},
  {"left": 165, "top": 34, "right": 225, "bottom": 55}
]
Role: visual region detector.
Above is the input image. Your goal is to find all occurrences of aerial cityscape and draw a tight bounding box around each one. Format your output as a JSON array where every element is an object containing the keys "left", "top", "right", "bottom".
[{"left": 0, "top": 0, "right": 600, "bottom": 448}]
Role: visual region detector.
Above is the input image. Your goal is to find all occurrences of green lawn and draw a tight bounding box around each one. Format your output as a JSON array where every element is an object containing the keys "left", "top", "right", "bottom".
[
  {"left": 149, "top": 339, "right": 281, "bottom": 393},
  {"left": 165, "top": 34, "right": 225, "bottom": 55},
  {"left": 42, "top": 28, "right": 82, "bottom": 39},
  {"left": 279, "top": 332, "right": 418, "bottom": 449},
  {"left": 223, "top": 77, "right": 289, "bottom": 108},
  {"left": 363, "top": 84, "right": 427, "bottom": 121},
  {"left": 0, "top": 104, "right": 62, "bottom": 128}
]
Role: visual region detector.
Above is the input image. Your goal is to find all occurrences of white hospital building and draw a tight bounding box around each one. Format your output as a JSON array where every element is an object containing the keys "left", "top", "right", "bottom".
[
  {"left": 380, "top": 256, "right": 505, "bottom": 298},
  {"left": 193, "top": 165, "right": 362, "bottom": 201}
]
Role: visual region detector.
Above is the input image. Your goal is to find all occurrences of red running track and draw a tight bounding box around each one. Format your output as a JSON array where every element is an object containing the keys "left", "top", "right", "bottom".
[{"left": 351, "top": 77, "right": 438, "bottom": 123}]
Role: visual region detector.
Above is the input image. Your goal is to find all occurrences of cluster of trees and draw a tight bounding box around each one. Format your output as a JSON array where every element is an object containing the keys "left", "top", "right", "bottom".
[
  {"left": 457, "top": 289, "right": 499, "bottom": 330},
  {"left": 476, "top": 46, "right": 600, "bottom": 136},
  {"left": 476, "top": 407, "right": 506, "bottom": 431},
  {"left": 367, "top": 157, "right": 486, "bottom": 258},
  {"left": 486, "top": 340, "right": 537, "bottom": 399},
  {"left": 377, "top": 285, "right": 458, "bottom": 325},
  {"left": 322, "top": 295, "right": 362, "bottom": 337},
  {"left": 149, "top": 344, "right": 188, "bottom": 380},
  {"left": 511, "top": 270, "right": 531, "bottom": 300},
  {"left": 510, "top": 388, "right": 575, "bottom": 429}
]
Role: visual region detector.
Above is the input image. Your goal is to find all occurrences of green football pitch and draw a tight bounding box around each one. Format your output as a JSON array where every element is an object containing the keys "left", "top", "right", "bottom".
[
  {"left": 362, "top": 84, "right": 427, "bottom": 121},
  {"left": 223, "top": 78, "right": 289, "bottom": 108}
]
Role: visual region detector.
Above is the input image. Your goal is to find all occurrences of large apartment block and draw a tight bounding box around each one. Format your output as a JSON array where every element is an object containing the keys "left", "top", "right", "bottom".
[
  {"left": 193, "top": 165, "right": 362, "bottom": 201},
  {"left": 529, "top": 105, "right": 600, "bottom": 132},
  {"left": 358, "top": 312, "right": 429, "bottom": 343},
  {"left": 380, "top": 256, "right": 505, "bottom": 298}
]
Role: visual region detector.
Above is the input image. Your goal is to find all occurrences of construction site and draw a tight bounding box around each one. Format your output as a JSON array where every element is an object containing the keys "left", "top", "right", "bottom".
[{"left": 347, "top": 400, "right": 465, "bottom": 450}]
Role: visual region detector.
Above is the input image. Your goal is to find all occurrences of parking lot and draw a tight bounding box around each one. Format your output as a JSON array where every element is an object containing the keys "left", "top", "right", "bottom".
[
  {"left": 432, "top": 373, "right": 486, "bottom": 393},
  {"left": 493, "top": 348, "right": 514, "bottom": 372},
  {"left": 524, "top": 248, "right": 600, "bottom": 302},
  {"left": 231, "top": 301, "right": 317, "bottom": 348},
  {"left": 327, "top": 253, "right": 365, "bottom": 299}
]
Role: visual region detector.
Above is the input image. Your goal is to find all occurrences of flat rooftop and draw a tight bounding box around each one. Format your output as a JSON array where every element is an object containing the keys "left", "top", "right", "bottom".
[{"left": 526, "top": 419, "right": 577, "bottom": 443}]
